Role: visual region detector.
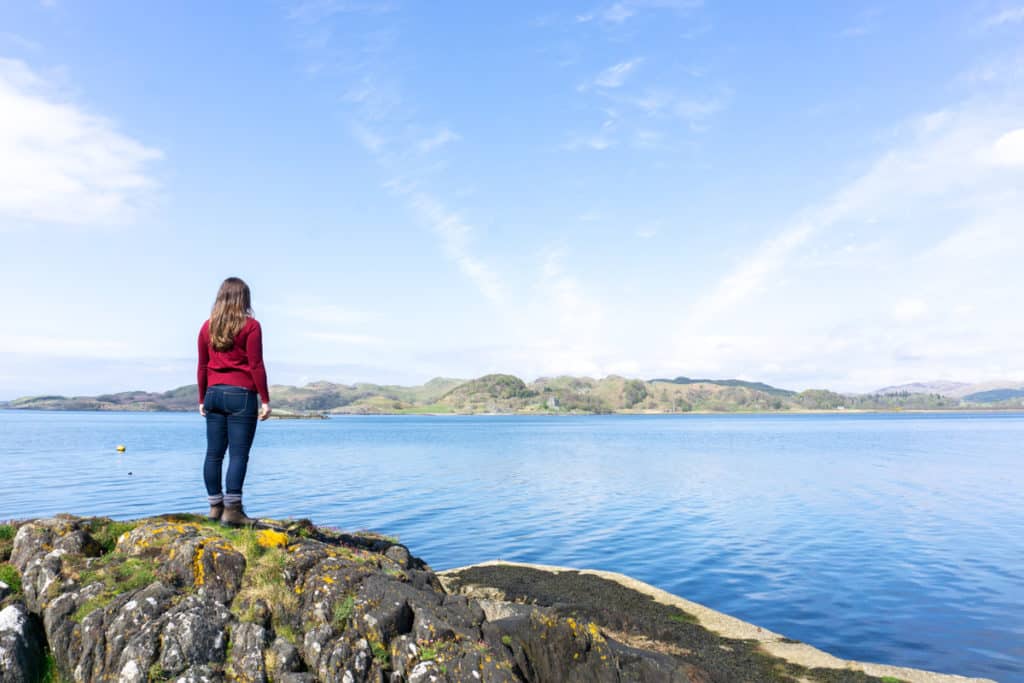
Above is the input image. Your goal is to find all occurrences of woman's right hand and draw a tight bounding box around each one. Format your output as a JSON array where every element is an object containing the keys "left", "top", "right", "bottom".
[{"left": 259, "top": 403, "right": 272, "bottom": 421}]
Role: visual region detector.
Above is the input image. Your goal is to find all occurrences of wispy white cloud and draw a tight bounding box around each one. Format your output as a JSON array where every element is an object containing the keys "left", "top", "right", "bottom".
[
  {"left": 987, "top": 127, "right": 1024, "bottom": 165},
  {"left": 292, "top": 4, "right": 506, "bottom": 310},
  {"left": 680, "top": 23, "right": 711, "bottom": 39},
  {"left": 577, "top": 0, "right": 702, "bottom": 24},
  {"left": 673, "top": 89, "right": 1024, "bottom": 389},
  {"left": 984, "top": 6, "right": 1024, "bottom": 26},
  {"left": 349, "top": 122, "right": 386, "bottom": 152},
  {"left": 840, "top": 7, "right": 881, "bottom": 38},
  {"left": 631, "top": 128, "right": 663, "bottom": 148},
  {"left": 288, "top": 0, "right": 395, "bottom": 23},
  {"left": 680, "top": 219, "right": 816, "bottom": 331},
  {"left": 890, "top": 298, "right": 929, "bottom": 323},
  {"left": 406, "top": 191, "right": 505, "bottom": 304},
  {"left": 563, "top": 133, "right": 615, "bottom": 151},
  {"left": 635, "top": 222, "right": 660, "bottom": 238},
  {"left": 277, "top": 304, "right": 375, "bottom": 326},
  {"left": 629, "top": 86, "right": 730, "bottom": 122},
  {"left": 602, "top": 3, "right": 634, "bottom": 24},
  {"left": 540, "top": 247, "right": 604, "bottom": 336},
  {"left": 0, "top": 33, "right": 42, "bottom": 52},
  {"left": 417, "top": 127, "right": 461, "bottom": 153},
  {"left": 587, "top": 58, "right": 643, "bottom": 89},
  {"left": 563, "top": 113, "right": 618, "bottom": 150},
  {"left": 568, "top": 86, "right": 728, "bottom": 146},
  {"left": 342, "top": 76, "right": 402, "bottom": 120},
  {"left": 0, "top": 333, "right": 134, "bottom": 358},
  {"left": 0, "top": 58, "right": 162, "bottom": 226},
  {"left": 306, "top": 331, "right": 383, "bottom": 345}
]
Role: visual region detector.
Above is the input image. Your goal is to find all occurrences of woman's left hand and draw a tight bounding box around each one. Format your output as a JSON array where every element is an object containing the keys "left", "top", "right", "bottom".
[{"left": 199, "top": 402, "right": 207, "bottom": 417}]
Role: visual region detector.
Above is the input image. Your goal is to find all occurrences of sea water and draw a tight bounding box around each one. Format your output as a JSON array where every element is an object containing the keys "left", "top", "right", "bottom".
[{"left": 1, "top": 410, "right": 1021, "bottom": 681}]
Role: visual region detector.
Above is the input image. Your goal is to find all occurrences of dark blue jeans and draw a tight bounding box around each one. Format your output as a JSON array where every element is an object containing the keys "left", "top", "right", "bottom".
[{"left": 203, "top": 384, "right": 258, "bottom": 500}]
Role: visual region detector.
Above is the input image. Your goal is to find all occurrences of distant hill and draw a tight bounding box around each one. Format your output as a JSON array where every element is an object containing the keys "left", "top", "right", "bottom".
[
  {"left": 6, "top": 374, "right": 1024, "bottom": 414},
  {"left": 875, "top": 381, "right": 971, "bottom": 396},
  {"left": 6, "top": 385, "right": 198, "bottom": 412},
  {"left": 650, "top": 376, "right": 796, "bottom": 397},
  {"left": 875, "top": 379, "right": 1024, "bottom": 402},
  {"left": 962, "top": 388, "right": 1024, "bottom": 403}
]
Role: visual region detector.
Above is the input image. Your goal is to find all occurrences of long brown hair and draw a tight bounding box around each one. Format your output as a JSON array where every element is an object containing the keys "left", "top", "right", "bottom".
[{"left": 209, "top": 277, "right": 252, "bottom": 351}]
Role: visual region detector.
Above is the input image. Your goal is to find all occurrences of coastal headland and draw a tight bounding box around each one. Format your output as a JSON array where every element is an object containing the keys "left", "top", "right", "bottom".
[
  {"left": 0, "top": 515, "right": 993, "bottom": 682},
  {"left": 4, "top": 374, "right": 1024, "bottom": 416}
]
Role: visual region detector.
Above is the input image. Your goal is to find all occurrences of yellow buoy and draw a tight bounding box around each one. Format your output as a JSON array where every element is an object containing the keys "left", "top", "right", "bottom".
[{"left": 116, "top": 445, "right": 126, "bottom": 452}]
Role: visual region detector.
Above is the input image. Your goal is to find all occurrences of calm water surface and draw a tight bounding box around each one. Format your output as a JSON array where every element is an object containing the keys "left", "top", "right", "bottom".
[{"left": 1, "top": 411, "right": 1021, "bottom": 681}]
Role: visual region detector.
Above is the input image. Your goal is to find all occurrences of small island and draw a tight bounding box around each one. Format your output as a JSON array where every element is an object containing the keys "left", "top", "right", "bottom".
[{"left": 0, "top": 515, "right": 993, "bottom": 682}]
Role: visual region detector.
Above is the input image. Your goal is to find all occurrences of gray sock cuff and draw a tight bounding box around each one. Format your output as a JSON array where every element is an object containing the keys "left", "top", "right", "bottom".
[
  {"left": 224, "top": 493, "right": 242, "bottom": 506},
  {"left": 208, "top": 494, "right": 224, "bottom": 505}
]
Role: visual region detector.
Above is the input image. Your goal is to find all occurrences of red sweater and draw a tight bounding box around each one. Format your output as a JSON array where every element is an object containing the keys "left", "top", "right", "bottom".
[{"left": 197, "top": 318, "right": 270, "bottom": 404}]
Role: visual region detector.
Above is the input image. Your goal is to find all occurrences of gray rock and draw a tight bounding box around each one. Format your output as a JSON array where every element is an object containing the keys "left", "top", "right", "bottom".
[
  {"left": 277, "top": 674, "right": 317, "bottom": 683},
  {"left": 266, "top": 636, "right": 304, "bottom": 678},
  {"left": 226, "top": 621, "right": 270, "bottom": 683},
  {"left": 10, "top": 516, "right": 718, "bottom": 683},
  {"left": 10, "top": 523, "right": 53, "bottom": 572},
  {"left": 0, "top": 603, "right": 45, "bottom": 683},
  {"left": 157, "top": 596, "right": 232, "bottom": 675},
  {"left": 383, "top": 545, "right": 411, "bottom": 569},
  {"left": 170, "top": 663, "right": 224, "bottom": 682},
  {"left": 0, "top": 581, "right": 9, "bottom": 602}
]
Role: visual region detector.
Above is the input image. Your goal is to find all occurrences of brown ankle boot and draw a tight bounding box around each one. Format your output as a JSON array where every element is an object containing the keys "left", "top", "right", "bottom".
[
  {"left": 221, "top": 503, "right": 256, "bottom": 527},
  {"left": 207, "top": 503, "right": 224, "bottom": 521}
]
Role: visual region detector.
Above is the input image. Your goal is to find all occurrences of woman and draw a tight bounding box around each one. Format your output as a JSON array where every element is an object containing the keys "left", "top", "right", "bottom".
[{"left": 197, "top": 277, "right": 271, "bottom": 526}]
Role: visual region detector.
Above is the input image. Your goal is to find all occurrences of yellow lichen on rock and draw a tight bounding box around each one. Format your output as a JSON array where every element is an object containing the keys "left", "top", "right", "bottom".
[
  {"left": 193, "top": 544, "right": 206, "bottom": 586},
  {"left": 256, "top": 529, "right": 289, "bottom": 549}
]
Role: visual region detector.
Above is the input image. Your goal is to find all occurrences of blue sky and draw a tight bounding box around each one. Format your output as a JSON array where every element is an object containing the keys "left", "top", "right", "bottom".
[{"left": 1, "top": 1, "right": 1023, "bottom": 398}]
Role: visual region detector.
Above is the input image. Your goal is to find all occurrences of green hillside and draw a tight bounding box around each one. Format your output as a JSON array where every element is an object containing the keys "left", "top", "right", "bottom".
[
  {"left": 6, "top": 374, "right": 1020, "bottom": 414},
  {"left": 962, "top": 388, "right": 1024, "bottom": 403},
  {"left": 650, "top": 376, "right": 796, "bottom": 397}
]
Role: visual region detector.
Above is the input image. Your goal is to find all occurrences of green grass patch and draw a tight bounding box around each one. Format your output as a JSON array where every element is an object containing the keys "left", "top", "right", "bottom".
[
  {"left": 211, "top": 524, "right": 268, "bottom": 561},
  {"left": 370, "top": 640, "right": 390, "bottom": 665},
  {"left": 0, "top": 524, "right": 15, "bottom": 562},
  {"left": 501, "top": 635, "right": 513, "bottom": 647},
  {"left": 72, "top": 593, "right": 115, "bottom": 623},
  {"left": 275, "top": 623, "right": 298, "bottom": 645},
  {"left": 881, "top": 678, "right": 903, "bottom": 683},
  {"left": 80, "top": 557, "right": 157, "bottom": 593},
  {"left": 72, "top": 555, "right": 159, "bottom": 622},
  {"left": 0, "top": 563, "right": 21, "bottom": 595},
  {"left": 222, "top": 527, "right": 298, "bottom": 640},
  {"left": 85, "top": 519, "right": 138, "bottom": 554},
  {"left": 39, "top": 652, "right": 65, "bottom": 683},
  {"left": 333, "top": 595, "right": 355, "bottom": 628},
  {"left": 419, "top": 644, "right": 438, "bottom": 661},
  {"left": 147, "top": 662, "right": 168, "bottom": 682}
]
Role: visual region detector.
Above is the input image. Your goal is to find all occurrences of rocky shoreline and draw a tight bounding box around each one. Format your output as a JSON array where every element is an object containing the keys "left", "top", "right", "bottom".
[{"left": 0, "top": 515, "right": 994, "bottom": 683}]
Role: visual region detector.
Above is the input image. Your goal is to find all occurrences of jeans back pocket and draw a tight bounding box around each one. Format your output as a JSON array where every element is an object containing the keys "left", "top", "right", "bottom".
[{"left": 223, "top": 391, "right": 250, "bottom": 415}]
